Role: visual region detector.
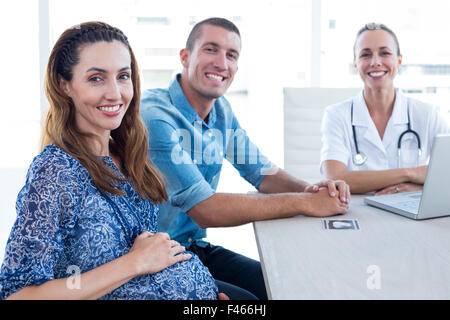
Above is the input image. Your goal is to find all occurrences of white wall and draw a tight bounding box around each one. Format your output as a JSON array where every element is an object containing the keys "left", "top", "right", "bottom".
[{"left": 0, "top": 1, "right": 41, "bottom": 261}]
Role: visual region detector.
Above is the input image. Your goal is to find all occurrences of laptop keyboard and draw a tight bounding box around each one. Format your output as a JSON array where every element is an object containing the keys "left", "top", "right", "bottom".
[{"left": 393, "top": 199, "right": 420, "bottom": 214}]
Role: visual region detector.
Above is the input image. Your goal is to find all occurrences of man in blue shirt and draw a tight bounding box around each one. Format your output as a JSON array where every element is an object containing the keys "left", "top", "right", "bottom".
[{"left": 140, "top": 17, "right": 350, "bottom": 300}]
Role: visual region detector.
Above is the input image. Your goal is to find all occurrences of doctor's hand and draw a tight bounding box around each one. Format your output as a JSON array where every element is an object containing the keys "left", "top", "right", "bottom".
[
  {"left": 305, "top": 179, "right": 351, "bottom": 204},
  {"left": 374, "top": 183, "right": 423, "bottom": 196},
  {"left": 406, "top": 166, "right": 428, "bottom": 185}
]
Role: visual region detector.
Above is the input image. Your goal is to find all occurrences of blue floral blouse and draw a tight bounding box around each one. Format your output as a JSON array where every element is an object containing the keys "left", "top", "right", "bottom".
[{"left": 0, "top": 144, "right": 218, "bottom": 300}]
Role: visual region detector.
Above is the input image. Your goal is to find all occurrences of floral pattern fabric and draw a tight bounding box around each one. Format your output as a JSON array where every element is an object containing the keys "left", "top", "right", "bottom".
[{"left": 0, "top": 144, "right": 218, "bottom": 300}]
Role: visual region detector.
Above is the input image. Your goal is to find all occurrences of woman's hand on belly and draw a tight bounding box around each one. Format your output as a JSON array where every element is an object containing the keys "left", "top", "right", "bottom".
[{"left": 126, "top": 231, "right": 192, "bottom": 276}]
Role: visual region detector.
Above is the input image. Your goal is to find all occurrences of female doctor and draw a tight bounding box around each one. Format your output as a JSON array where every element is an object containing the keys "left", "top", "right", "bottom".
[{"left": 320, "top": 23, "right": 449, "bottom": 195}]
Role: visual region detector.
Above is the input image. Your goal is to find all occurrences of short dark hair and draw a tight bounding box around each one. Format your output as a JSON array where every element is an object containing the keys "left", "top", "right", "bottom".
[
  {"left": 185, "top": 17, "right": 241, "bottom": 51},
  {"left": 353, "top": 23, "right": 401, "bottom": 59}
]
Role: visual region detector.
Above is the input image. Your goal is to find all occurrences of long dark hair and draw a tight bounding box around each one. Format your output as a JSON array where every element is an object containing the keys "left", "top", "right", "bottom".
[{"left": 41, "top": 21, "right": 167, "bottom": 203}]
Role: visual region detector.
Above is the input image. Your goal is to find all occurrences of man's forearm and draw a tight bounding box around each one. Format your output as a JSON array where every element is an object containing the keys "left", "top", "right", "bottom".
[
  {"left": 187, "top": 192, "right": 311, "bottom": 228},
  {"left": 257, "top": 168, "right": 310, "bottom": 194},
  {"left": 187, "top": 188, "right": 350, "bottom": 228}
]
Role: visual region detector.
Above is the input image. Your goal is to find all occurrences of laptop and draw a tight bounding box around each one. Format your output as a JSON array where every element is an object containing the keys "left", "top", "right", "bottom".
[{"left": 364, "top": 134, "right": 450, "bottom": 220}]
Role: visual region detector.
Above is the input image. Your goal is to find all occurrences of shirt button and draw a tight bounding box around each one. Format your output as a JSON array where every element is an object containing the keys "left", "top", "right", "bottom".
[
  {"left": 193, "top": 159, "right": 198, "bottom": 164},
  {"left": 219, "top": 151, "right": 223, "bottom": 156},
  {"left": 208, "top": 132, "right": 213, "bottom": 137},
  {"left": 188, "top": 238, "right": 193, "bottom": 243}
]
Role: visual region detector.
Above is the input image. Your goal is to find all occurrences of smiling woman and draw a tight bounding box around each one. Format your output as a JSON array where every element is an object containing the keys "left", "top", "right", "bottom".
[
  {"left": 58, "top": 41, "right": 134, "bottom": 151},
  {"left": 0, "top": 21, "right": 219, "bottom": 300},
  {"left": 41, "top": 22, "right": 149, "bottom": 197},
  {"left": 320, "top": 23, "right": 450, "bottom": 195},
  {"left": 353, "top": 24, "right": 402, "bottom": 98}
]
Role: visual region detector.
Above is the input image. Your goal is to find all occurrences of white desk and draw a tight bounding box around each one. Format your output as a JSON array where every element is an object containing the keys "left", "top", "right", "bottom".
[{"left": 253, "top": 195, "right": 450, "bottom": 299}]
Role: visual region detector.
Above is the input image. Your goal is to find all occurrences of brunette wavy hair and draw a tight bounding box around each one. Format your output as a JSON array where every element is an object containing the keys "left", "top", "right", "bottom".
[{"left": 41, "top": 21, "right": 167, "bottom": 203}]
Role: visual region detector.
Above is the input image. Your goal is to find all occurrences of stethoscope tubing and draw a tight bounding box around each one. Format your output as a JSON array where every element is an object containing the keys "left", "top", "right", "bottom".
[{"left": 351, "top": 98, "right": 422, "bottom": 166}]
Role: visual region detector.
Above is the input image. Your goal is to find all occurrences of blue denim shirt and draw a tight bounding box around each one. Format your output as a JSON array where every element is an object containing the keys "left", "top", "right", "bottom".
[{"left": 140, "top": 74, "right": 275, "bottom": 247}]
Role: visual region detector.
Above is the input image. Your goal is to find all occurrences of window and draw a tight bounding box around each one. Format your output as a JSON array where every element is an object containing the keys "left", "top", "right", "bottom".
[
  {"left": 0, "top": 0, "right": 41, "bottom": 260},
  {"left": 137, "top": 17, "right": 170, "bottom": 26}
]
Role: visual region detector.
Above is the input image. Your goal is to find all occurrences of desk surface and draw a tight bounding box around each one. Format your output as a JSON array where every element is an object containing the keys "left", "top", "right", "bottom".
[{"left": 253, "top": 195, "right": 450, "bottom": 299}]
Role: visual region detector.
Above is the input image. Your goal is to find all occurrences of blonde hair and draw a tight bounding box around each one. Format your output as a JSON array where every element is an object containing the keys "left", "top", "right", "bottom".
[
  {"left": 41, "top": 21, "right": 167, "bottom": 203},
  {"left": 353, "top": 22, "right": 401, "bottom": 59}
]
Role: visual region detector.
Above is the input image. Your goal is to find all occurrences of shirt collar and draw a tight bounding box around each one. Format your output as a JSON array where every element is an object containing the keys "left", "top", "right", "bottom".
[
  {"left": 352, "top": 91, "right": 371, "bottom": 127},
  {"left": 168, "top": 73, "right": 218, "bottom": 127},
  {"left": 391, "top": 89, "right": 409, "bottom": 125},
  {"left": 352, "top": 88, "right": 408, "bottom": 126}
]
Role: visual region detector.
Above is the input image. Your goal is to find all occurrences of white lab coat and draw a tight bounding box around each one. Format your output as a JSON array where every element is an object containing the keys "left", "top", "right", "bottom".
[{"left": 320, "top": 89, "right": 450, "bottom": 172}]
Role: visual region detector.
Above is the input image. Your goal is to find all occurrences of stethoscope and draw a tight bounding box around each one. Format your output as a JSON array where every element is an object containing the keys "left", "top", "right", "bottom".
[{"left": 351, "top": 98, "right": 422, "bottom": 166}]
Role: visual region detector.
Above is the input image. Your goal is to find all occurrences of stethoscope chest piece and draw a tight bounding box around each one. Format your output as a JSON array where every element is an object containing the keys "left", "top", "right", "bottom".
[{"left": 353, "top": 151, "right": 367, "bottom": 166}]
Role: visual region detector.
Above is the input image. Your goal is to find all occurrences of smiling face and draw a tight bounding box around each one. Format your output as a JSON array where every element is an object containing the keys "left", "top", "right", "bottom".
[
  {"left": 354, "top": 29, "right": 402, "bottom": 92},
  {"left": 180, "top": 24, "right": 241, "bottom": 104},
  {"left": 60, "top": 40, "right": 133, "bottom": 139}
]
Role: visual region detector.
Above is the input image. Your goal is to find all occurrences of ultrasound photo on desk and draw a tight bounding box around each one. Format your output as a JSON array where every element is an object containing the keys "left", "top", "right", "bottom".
[{"left": 322, "top": 219, "right": 360, "bottom": 230}]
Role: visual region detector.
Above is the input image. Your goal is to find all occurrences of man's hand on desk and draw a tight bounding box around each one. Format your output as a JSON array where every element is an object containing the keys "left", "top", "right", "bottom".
[
  {"left": 189, "top": 176, "right": 350, "bottom": 227},
  {"left": 301, "top": 188, "right": 349, "bottom": 217},
  {"left": 304, "top": 179, "right": 351, "bottom": 205}
]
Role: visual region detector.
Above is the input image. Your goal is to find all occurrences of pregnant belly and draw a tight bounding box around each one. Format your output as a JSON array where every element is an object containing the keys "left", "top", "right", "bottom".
[{"left": 100, "top": 252, "right": 218, "bottom": 300}]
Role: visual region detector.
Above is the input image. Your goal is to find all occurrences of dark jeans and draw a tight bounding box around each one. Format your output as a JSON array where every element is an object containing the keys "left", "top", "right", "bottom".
[{"left": 189, "top": 240, "right": 268, "bottom": 300}]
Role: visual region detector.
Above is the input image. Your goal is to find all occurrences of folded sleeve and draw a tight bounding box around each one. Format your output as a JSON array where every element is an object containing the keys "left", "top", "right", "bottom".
[
  {"left": 320, "top": 105, "right": 351, "bottom": 172},
  {"left": 146, "top": 118, "right": 215, "bottom": 213}
]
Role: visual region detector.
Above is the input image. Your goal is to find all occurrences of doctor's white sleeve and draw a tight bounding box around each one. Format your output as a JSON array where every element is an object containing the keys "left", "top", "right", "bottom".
[
  {"left": 431, "top": 105, "right": 450, "bottom": 135},
  {"left": 320, "top": 106, "right": 351, "bottom": 173}
]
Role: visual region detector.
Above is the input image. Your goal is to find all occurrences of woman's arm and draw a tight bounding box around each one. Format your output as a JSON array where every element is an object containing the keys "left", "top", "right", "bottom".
[
  {"left": 258, "top": 167, "right": 350, "bottom": 204},
  {"left": 322, "top": 160, "right": 427, "bottom": 194},
  {"left": 6, "top": 232, "right": 190, "bottom": 300},
  {"left": 374, "top": 182, "right": 423, "bottom": 195},
  {"left": 6, "top": 253, "right": 136, "bottom": 300}
]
